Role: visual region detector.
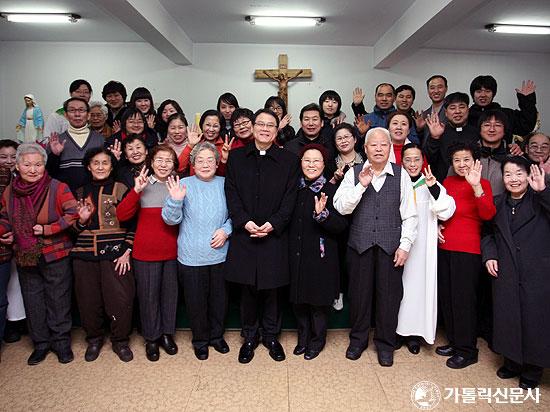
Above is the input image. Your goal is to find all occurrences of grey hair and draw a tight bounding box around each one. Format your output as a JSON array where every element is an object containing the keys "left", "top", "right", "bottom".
[
  {"left": 190, "top": 141, "right": 220, "bottom": 165},
  {"left": 364, "top": 127, "right": 391, "bottom": 145},
  {"left": 89, "top": 100, "right": 108, "bottom": 116},
  {"left": 16, "top": 143, "right": 48, "bottom": 164}
]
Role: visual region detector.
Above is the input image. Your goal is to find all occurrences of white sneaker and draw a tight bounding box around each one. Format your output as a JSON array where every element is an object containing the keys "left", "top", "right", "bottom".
[{"left": 332, "top": 293, "right": 344, "bottom": 311}]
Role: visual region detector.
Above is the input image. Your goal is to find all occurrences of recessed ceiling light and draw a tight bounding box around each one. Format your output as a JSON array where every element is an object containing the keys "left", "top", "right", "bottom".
[
  {"left": 486, "top": 24, "right": 550, "bottom": 35},
  {"left": 0, "top": 13, "right": 81, "bottom": 23},
  {"left": 245, "top": 16, "right": 325, "bottom": 27}
]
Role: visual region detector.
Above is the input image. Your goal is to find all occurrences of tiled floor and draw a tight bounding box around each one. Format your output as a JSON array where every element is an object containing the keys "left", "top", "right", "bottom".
[{"left": 0, "top": 329, "right": 548, "bottom": 411}]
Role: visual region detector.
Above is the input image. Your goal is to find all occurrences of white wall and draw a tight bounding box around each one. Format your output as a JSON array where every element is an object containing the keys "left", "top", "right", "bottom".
[{"left": 1, "top": 41, "right": 549, "bottom": 139}]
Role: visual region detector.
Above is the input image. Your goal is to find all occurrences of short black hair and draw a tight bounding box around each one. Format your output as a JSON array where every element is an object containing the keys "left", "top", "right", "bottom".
[
  {"left": 469, "top": 75, "right": 497, "bottom": 99},
  {"left": 147, "top": 144, "right": 179, "bottom": 172},
  {"left": 447, "top": 140, "right": 480, "bottom": 163},
  {"left": 216, "top": 92, "right": 239, "bottom": 111},
  {"left": 121, "top": 134, "right": 148, "bottom": 158},
  {"left": 319, "top": 90, "right": 342, "bottom": 117},
  {"left": 199, "top": 110, "right": 224, "bottom": 131},
  {"left": 299, "top": 103, "right": 323, "bottom": 121},
  {"left": 333, "top": 123, "right": 357, "bottom": 141},
  {"left": 426, "top": 75, "right": 448, "bottom": 88},
  {"left": 264, "top": 96, "right": 287, "bottom": 117},
  {"left": 395, "top": 84, "right": 416, "bottom": 100},
  {"left": 401, "top": 142, "right": 424, "bottom": 160},
  {"left": 166, "top": 112, "right": 188, "bottom": 127},
  {"left": 478, "top": 109, "right": 509, "bottom": 136},
  {"left": 254, "top": 108, "right": 280, "bottom": 128},
  {"left": 121, "top": 107, "right": 146, "bottom": 134},
  {"left": 231, "top": 108, "right": 255, "bottom": 126},
  {"left": 69, "top": 79, "right": 92, "bottom": 94},
  {"left": 83, "top": 147, "right": 117, "bottom": 172},
  {"left": 102, "top": 80, "right": 127, "bottom": 101},
  {"left": 387, "top": 110, "right": 414, "bottom": 129},
  {"left": 444, "top": 92, "right": 470, "bottom": 108},
  {"left": 375, "top": 83, "right": 396, "bottom": 96},
  {"left": 501, "top": 155, "right": 533, "bottom": 175},
  {"left": 63, "top": 97, "right": 90, "bottom": 112},
  {"left": 0, "top": 139, "right": 19, "bottom": 151}
]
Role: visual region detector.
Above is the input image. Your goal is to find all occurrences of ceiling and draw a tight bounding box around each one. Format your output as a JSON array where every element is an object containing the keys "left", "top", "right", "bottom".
[{"left": 0, "top": 0, "right": 549, "bottom": 58}]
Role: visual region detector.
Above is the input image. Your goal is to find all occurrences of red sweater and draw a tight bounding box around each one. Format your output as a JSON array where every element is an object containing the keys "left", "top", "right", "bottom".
[
  {"left": 116, "top": 188, "right": 178, "bottom": 261},
  {"left": 440, "top": 176, "right": 496, "bottom": 254}
]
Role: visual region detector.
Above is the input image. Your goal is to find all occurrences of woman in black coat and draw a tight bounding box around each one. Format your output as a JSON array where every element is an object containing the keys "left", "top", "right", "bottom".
[
  {"left": 289, "top": 144, "right": 347, "bottom": 360},
  {"left": 482, "top": 156, "right": 550, "bottom": 389}
]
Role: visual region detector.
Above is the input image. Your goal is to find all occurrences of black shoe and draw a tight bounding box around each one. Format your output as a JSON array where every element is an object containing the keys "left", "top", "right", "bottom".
[
  {"left": 446, "top": 354, "right": 478, "bottom": 369},
  {"left": 496, "top": 366, "right": 520, "bottom": 379},
  {"left": 27, "top": 348, "right": 49, "bottom": 365},
  {"left": 519, "top": 377, "right": 539, "bottom": 390},
  {"left": 211, "top": 339, "right": 230, "bottom": 354},
  {"left": 263, "top": 339, "right": 285, "bottom": 362},
  {"left": 435, "top": 345, "right": 455, "bottom": 357},
  {"left": 405, "top": 340, "right": 421, "bottom": 355},
  {"left": 145, "top": 341, "right": 160, "bottom": 362},
  {"left": 345, "top": 346, "right": 364, "bottom": 361},
  {"left": 160, "top": 334, "right": 178, "bottom": 355},
  {"left": 238, "top": 340, "right": 258, "bottom": 364},
  {"left": 293, "top": 344, "right": 306, "bottom": 356},
  {"left": 377, "top": 351, "right": 394, "bottom": 367},
  {"left": 113, "top": 344, "right": 133, "bottom": 362},
  {"left": 194, "top": 346, "right": 209, "bottom": 361},
  {"left": 304, "top": 349, "right": 320, "bottom": 361},
  {"left": 85, "top": 342, "right": 103, "bottom": 362},
  {"left": 54, "top": 347, "right": 74, "bottom": 364},
  {"left": 3, "top": 323, "right": 21, "bottom": 343}
]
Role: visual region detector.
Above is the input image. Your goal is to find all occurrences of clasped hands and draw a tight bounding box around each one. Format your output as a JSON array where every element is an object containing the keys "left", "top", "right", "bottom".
[{"left": 245, "top": 221, "right": 273, "bottom": 238}]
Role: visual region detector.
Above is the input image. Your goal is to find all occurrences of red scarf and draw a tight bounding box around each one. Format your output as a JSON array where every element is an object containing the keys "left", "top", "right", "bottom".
[{"left": 11, "top": 172, "right": 51, "bottom": 266}]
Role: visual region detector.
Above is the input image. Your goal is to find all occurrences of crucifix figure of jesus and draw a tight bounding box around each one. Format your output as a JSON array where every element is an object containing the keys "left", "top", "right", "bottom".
[{"left": 254, "top": 54, "right": 312, "bottom": 107}]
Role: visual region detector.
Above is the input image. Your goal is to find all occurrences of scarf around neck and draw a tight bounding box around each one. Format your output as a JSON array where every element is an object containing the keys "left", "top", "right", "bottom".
[{"left": 299, "top": 175, "right": 326, "bottom": 192}]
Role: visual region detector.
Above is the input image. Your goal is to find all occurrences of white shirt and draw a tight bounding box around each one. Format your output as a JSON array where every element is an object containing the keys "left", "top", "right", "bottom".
[{"left": 333, "top": 161, "right": 418, "bottom": 252}]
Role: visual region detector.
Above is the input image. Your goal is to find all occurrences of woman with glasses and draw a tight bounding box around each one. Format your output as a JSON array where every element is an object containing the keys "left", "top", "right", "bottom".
[
  {"left": 117, "top": 145, "right": 179, "bottom": 362},
  {"left": 230, "top": 108, "right": 255, "bottom": 150},
  {"left": 264, "top": 96, "right": 295, "bottom": 145}
]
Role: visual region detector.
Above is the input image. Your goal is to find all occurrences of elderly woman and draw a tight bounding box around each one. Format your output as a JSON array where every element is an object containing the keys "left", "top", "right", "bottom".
[
  {"left": 107, "top": 107, "right": 158, "bottom": 149},
  {"left": 115, "top": 134, "right": 148, "bottom": 189},
  {"left": 165, "top": 113, "right": 189, "bottom": 157},
  {"left": 89, "top": 101, "right": 112, "bottom": 139},
  {"left": 117, "top": 145, "right": 179, "bottom": 362},
  {"left": 71, "top": 148, "right": 135, "bottom": 362},
  {"left": 162, "top": 141, "right": 232, "bottom": 360},
  {"left": 0, "top": 143, "right": 78, "bottom": 365},
  {"left": 289, "top": 144, "right": 347, "bottom": 360},
  {"left": 436, "top": 141, "right": 496, "bottom": 369},
  {"left": 482, "top": 157, "right": 550, "bottom": 389},
  {"left": 396, "top": 143, "right": 455, "bottom": 353}
]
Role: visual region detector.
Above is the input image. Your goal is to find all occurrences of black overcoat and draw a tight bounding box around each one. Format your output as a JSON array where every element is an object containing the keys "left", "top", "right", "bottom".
[
  {"left": 224, "top": 143, "right": 300, "bottom": 290},
  {"left": 482, "top": 187, "right": 550, "bottom": 367},
  {"left": 289, "top": 180, "right": 347, "bottom": 306}
]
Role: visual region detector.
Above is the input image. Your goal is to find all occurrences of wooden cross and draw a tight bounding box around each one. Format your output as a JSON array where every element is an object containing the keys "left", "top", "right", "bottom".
[{"left": 254, "top": 54, "right": 312, "bottom": 107}]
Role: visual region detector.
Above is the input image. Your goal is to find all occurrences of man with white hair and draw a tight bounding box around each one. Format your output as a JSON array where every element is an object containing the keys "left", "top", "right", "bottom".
[
  {"left": 334, "top": 127, "right": 417, "bottom": 366},
  {"left": 89, "top": 101, "right": 112, "bottom": 139}
]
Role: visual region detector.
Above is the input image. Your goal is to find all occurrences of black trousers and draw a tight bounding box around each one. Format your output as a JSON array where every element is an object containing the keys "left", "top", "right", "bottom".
[
  {"left": 178, "top": 262, "right": 227, "bottom": 349},
  {"left": 293, "top": 303, "right": 330, "bottom": 351},
  {"left": 18, "top": 257, "right": 72, "bottom": 351},
  {"left": 504, "top": 357, "right": 544, "bottom": 383},
  {"left": 347, "top": 246, "right": 404, "bottom": 352},
  {"left": 133, "top": 259, "right": 178, "bottom": 341},
  {"left": 438, "top": 249, "right": 480, "bottom": 358},
  {"left": 73, "top": 259, "right": 135, "bottom": 345},
  {"left": 240, "top": 285, "right": 282, "bottom": 341}
]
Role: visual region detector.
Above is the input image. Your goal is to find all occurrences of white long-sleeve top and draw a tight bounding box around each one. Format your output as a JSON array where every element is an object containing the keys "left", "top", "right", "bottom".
[{"left": 333, "top": 161, "right": 418, "bottom": 252}]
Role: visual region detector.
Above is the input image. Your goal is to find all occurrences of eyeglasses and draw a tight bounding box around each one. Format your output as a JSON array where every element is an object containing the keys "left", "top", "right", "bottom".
[
  {"left": 153, "top": 158, "right": 174, "bottom": 165},
  {"left": 481, "top": 122, "right": 504, "bottom": 129},
  {"left": 67, "top": 108, "right": 87, "bottom": 114},
  {"left": 195, "top": 158, "right": 217, "bottom": 166},
  {"left": 302, "top": 159, "right": 324, "bottom": 165},
  {"left": 269, "top": 105, "right": 283, "bottom": 112},
  {"left": 528, "top": 144, "right": 550, "bottom": 152},
  {"left": 255, "top": 121, "right": 277, "bottom": 129},
  {"left": 335, "top": 134, "right": 354, "bottom": 143},
  {"left": 233, "top": 119, "right": 251, "bottom": 129}
]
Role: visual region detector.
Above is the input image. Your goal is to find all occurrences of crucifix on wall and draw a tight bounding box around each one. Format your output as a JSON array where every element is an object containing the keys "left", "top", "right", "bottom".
[{"left": 254, "top": 54, "right": 312, "bottom": 107}]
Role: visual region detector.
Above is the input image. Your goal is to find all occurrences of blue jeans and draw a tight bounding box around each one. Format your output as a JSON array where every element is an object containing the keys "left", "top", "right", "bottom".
[{"left": 0, "top": 261, "right": 11, "bottom": 340}]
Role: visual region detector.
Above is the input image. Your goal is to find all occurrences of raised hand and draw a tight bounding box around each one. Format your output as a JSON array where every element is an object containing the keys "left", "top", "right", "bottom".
[
  {"left": 133, "top": 165, "right": 149, "bottom": 193},
  {"left": 77, "top": 197, "right": 94, "bottom": 224},
  {"left": 527, "top": 164, "right": 546, "bottom": 192},
  {"left": 146, "top": 114, "right": 156, "bottom": 129},
  {"left": 49, "top": 132, "right": 65, "bottom": 155},
  {"left": 465, "top": 159, "right": 482, "bottom": 188},
  {"left": 314, "top": 192, "right": 328, "bottom": 215},
  {"left": 166, "top": 175, "right": 186, "bottom": 200},
  {"left": 486, "top": 259, "right": 498, "bottom": 277},
  {"left": 358, "top": 164, "right": 374, "bottom": 188},
  {"left": 352, "top": 87, "right": 365, "bottom": 106},
  {"left": 114, "top": 249, "right": 131, "bottom": 276},
  {"left": 423, "top": 165, "right": 437, "bottom": 187},
  {"left": 279, "top": 114, "right": 291, "bottom": 130},
  {"left": 515, "top": 79, "right": 536, "bottom": 96},
  {"left": 112, "top": 120, "right": 121, "bottom": 135},
  {"left": 210, "top": 228, "right": 229, "bottom": 249},
  {"left": 333, "top": 165, "right": 345, "bottom": 182},
  {"left": 509, "top": 143, "right": 523, "bottom": 156},
  {"left": 187, "top": 124, "right": 201, "bottom": 148},
  {"left": 108, "top": 139, "right": 122, "bottom": 161},
  {"left": 221, "top": 135, "right": 235, "bottom": 163},
  {"left": 354, "top": 115, "right": 371, "bottom": 136},
  {"left": 414, "top": 110, "right": 426, "bottom": 130},
  {"left": 426, "top": 112, "right": 445, "bottom": 139}
]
